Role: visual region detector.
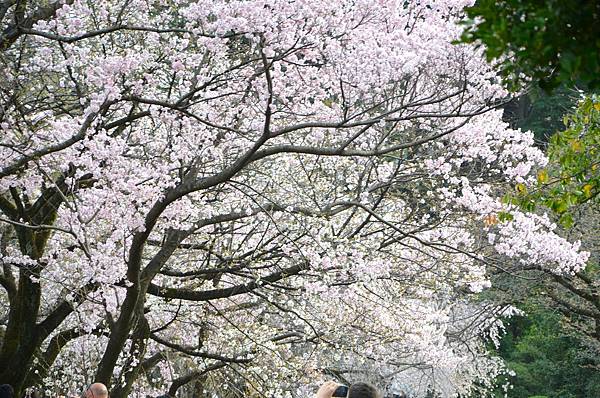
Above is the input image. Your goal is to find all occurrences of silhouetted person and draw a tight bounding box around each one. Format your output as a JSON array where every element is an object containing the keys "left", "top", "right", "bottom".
[
  {"left": 348, "top": 382, "right": 382, "bottom": 398},
  {"left": 0, "top": 384, "right": 14, "bottom": 398},
  {"left": 316, "top": 381, "right": 382, "bottom": 398}
]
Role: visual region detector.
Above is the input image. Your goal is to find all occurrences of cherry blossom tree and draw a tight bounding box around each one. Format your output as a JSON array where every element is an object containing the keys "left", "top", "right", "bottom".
[{"left": 0, "top": 1, "right": 589, "bottom": 397}]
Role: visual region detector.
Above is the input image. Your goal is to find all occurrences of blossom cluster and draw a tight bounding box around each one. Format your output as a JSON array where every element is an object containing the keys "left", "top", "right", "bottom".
[{"left": 0, "top": 0, "right": 588, "bottom": 397}]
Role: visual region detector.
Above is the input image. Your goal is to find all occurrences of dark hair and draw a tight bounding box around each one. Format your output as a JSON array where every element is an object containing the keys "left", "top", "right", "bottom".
[
  {"left": 0, "top": 384, "right": 14, "bottom": 398},
  {"left": 348, "top": 382, "right": 380, "bottom": 398}
]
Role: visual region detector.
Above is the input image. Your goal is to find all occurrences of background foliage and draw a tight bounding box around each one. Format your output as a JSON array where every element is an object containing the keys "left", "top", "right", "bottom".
[
  {"left": 460, "top": 0, "right": 600, "bottom": 91},
  {"left": 488, "top": 87, "right": 600, "bottom": 398},
  {"left": 493, "top": 304, "right": 600, "bottom": 398}
]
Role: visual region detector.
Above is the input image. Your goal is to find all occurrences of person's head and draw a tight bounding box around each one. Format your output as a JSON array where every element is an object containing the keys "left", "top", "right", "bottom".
[
  {"left": 85, "top": 383, "right": 108, "bottom": 398},
  {"left": 0, "top": 384, "right": 14, "bottom": 398},
  {"left": 348, "top": 382, "right": 381, "bottom": 398}
]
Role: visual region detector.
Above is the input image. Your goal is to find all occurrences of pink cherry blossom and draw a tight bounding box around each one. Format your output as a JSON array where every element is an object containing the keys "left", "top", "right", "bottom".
[{"left": 0, "top": 1, "right": 586, "bottom": 397}]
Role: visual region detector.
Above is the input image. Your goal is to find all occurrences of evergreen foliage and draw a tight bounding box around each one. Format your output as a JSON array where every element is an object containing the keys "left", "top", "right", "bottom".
[
  {"left": 459, "top": 0, "right": 600, "bottom": 91},
  {"left": 493, "top": 305, "right": 600, "bottom": 398}
]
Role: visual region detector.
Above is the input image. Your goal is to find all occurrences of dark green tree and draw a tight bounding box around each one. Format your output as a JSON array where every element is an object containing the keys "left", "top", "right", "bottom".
[
  {"left": 459, "top": 3, "right": 600, "bottom": 397},
  {"left": 501, "top": 85, "right": 576, "bottom": 145},
  {"left": 491, "top": 305, "right": 600, "bottom": 398},
  {"left": 459, "top": 0, "right": 600, "bottom": 91}
]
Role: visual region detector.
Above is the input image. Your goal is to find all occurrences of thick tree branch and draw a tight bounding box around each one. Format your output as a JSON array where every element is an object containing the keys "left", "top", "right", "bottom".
[
  {"left": 36, "top": 281, "right": 100, "bottom": 342},
  {"left": 147, "top": 262, "right": 306, "bottom": 302},
  {"left": 0, "top": 195, "right": 17, "bottom": 219},
  {"left": 19, "top": 24, "right": 243, "bottom": 43},
  {"left": 251, "top": 116, "right": 473, "bottom": 162},
  {"left": 0, "top": 108, "right": 102, "bottom": 178},
  {"left": 168, "top": 362, "right": 228, "bottom": 397},
  {"left": 150, "top": 333, "right": 253, "bottom": 363},
  {"left": 0, "top": 1, "right": 74, "bottom": 51},
  {"left": 548, "top": 290, "right": 600, "bottom": 319},
  {"left": 551, "top": 273, "right": 600, "bottom": 311}
]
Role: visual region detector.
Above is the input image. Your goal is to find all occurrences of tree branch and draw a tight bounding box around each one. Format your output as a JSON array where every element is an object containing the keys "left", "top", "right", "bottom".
[
  {"left": 147, "top": 263, "right": 306, "bottom": 302},
  {"left": 150, "top": 333, "right": 253, "bottom": 363},
  {"left": 167, "top": 362, "right": 228, "bottom": 397},
  {"left": 36, "top": 281, "right": 100, "bottom": 342}
]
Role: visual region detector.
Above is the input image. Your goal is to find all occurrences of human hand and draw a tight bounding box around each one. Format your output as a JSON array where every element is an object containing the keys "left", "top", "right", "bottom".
[{"left": 316, "top": 381, "right": 340, "bottom": 398}]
